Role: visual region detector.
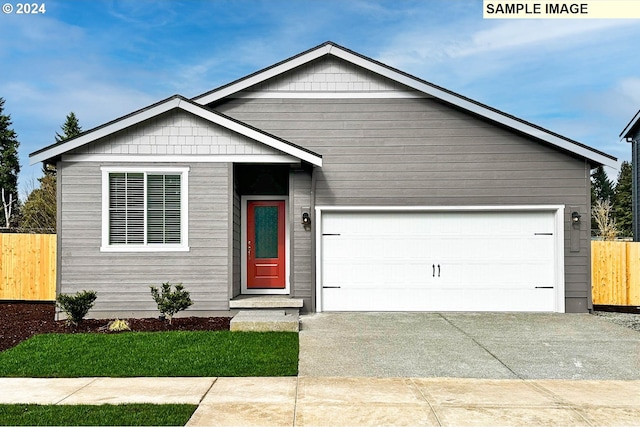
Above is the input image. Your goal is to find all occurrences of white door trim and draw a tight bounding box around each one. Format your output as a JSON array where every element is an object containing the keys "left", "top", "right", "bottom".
[
  {"left": 315, "top": 205, "right": 566, "bottom": 313},
  {"left": 241, "top": 195, "right": 290, "bottom": 295}
]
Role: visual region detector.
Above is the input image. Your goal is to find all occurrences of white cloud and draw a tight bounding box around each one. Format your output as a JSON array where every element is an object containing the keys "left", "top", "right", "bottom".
[{"left": 453, "top": 19, "right": 633, "bottom": 57}]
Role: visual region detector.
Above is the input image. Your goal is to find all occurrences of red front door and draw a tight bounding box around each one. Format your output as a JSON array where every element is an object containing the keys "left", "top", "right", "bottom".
[{"left": 247, "top": 200, "right": 286, "bottom": 289}]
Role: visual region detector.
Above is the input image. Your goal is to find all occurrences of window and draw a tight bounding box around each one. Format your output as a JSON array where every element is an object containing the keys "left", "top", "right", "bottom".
[{"left": 101, "top": 167, "right": 189, "bottom": 251}]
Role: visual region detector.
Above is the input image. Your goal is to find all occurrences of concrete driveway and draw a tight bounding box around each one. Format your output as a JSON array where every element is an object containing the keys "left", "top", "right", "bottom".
[{"left": 299, "top": 312, "right": 640, "bottom": 379}]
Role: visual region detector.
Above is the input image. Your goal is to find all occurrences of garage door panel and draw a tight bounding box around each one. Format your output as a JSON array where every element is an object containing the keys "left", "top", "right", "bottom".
[
  {"left": 322, "top": 287, "right": 556, "bottom": 312},
  {"left": 321, "top": 210, "right": 558, "bottom": 312}
]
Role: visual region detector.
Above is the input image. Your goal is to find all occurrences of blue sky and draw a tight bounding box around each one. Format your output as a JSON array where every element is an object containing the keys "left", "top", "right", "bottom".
[{"left": 1, "top": 0, "right": 639, "bottom": 196}]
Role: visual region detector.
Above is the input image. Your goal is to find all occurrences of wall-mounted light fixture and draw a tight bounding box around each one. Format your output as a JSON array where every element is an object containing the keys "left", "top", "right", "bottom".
[
  {"left": 302, "top": 212, "right": 311, "bottom": 225},
  {"left": 571, "top": 211, "right": 581, "bottom": 223}
]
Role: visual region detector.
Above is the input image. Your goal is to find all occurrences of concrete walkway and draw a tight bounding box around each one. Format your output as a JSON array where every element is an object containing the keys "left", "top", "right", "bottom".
[{"left": 1, "top": 376, "right": 640, "bottom": 426}]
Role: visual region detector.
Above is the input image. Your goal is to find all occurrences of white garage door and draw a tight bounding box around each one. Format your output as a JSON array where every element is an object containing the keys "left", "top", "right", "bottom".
[{"left": 320, "top": 210, "right": 560, "bottom": 312}]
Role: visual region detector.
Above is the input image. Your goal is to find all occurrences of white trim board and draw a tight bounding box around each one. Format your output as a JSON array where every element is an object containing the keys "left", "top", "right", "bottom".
[
  {"left": 314, "top": 205, "right": 565, "bottom": 313},
  {"left": 63, "top": 154, "right": 301, "bottom": 164}
]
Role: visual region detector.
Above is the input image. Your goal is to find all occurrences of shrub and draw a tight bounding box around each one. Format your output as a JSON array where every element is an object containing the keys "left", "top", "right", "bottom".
[
  {"left": 150, "top": 282, "right": 193, "bottom": 324},
  {"left": 56, "top": 290, "right": 97, "bottom": 325},
  {"left": 108, "top": 319, "right": 131, "bottom": 332}
]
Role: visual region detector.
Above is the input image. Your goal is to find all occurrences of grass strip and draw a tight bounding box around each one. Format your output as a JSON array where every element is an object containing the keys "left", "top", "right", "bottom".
[
  {"left": 0, "top": 331, "right": 298, "bottom": 377},
  {"left": 0, "top": 404, "right": 196, "bottom": 426}
]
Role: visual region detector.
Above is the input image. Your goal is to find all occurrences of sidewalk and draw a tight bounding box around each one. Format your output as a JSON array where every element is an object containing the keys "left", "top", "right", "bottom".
[{"left": 2, "top": 376, "right": 640, "bottom": 426}]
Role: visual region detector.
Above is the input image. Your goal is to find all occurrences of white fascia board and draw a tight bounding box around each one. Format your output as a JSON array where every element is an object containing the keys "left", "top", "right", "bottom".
[
  {"left": 329, "top": 47, "right": 617, "bottom": 169},
  {"left": 193, "top": 45, "right": 332, "bottom": 105},
  {"left": 178, "top": 101, "right": 322, "bottom": 167},
  {"left": 30, "top": 98, "right": 182, "bottom": 165}
]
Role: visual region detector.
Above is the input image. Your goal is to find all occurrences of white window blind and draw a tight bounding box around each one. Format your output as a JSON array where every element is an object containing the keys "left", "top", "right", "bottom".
[
  {"left": 147, "top": 174, "right": 181, "bottom": 244},
  {"left": 108, "top": 172, "right": 182, "bottom": 245}
]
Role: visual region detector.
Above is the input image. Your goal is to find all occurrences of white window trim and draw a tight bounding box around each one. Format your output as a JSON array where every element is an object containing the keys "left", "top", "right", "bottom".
[{"left": 100, "top": 166, "right": 190, "bottom": 252}]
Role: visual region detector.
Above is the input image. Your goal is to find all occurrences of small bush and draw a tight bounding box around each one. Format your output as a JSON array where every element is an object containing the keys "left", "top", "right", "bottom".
[
  {"left": 150, "top": 282, "right": 193, "bottom": 324},
  {"left": 108, "top": 319, "right": 131, "bottom": 332},
  {"left": 56, "top": 290, "right": 97, "bottom": 326}
]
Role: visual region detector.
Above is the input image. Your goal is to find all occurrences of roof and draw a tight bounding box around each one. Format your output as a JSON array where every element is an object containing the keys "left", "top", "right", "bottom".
[
  {"left": 620, "top": 110, "right": 640, "bottom": 141},
  {"left": 31, "top": 41, "right": 616, "bottom": 169},
  {"left": 29, "top": 95, "right": 322, "bottom": 167},
  {"left": 193, "top": 41, "right": 617, "bottom": 168}
]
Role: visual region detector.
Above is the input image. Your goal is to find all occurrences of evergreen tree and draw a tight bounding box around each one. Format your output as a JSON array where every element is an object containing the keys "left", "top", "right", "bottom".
[
  {"left": 591, "top": 166, "right": 614, "bottom": 203},
  {"left": 613, "top": 161, "right": 633, "bottom": 238},
  {"left": 21, "top": 112, "right": 81, "bottom": 232},
  {"left": 44, "top": 112, "right": 81, "bottom": 176},
  {"left": 0, "top": 97, "right": 20, "bottom": 228}
]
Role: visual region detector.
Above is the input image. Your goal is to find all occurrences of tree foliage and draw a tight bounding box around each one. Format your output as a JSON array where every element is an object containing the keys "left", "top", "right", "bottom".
[
  {"left": 613, "top": 161, "right": 633, "bottom": 238},
  {"left": 21, "top": 112, "right": 82, "bottom": 232},
  {"left": 20, "top": 175, "right": 56, "bottom": 232},
  {"left": 0, "top": 97, "right": 20, "bottom": 228},
  {"left": 591, "top": 166, "right": 614, "bottom": 204}
]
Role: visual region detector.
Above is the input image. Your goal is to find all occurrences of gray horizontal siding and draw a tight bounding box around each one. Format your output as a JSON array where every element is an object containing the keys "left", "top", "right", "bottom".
[
  {"left": 215, "top": 97, "right": 592, "bottom": 312},
  {"left": 58, "top": 161, "right": 230, "bottom": 318},
  {"left": 291, "top": 169, "right": 313, "bottom": 311}
]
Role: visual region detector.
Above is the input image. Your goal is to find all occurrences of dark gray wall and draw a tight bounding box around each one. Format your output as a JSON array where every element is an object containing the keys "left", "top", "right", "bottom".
[{"left": 214, "top": 97, "right": 593, "bottom": 312}]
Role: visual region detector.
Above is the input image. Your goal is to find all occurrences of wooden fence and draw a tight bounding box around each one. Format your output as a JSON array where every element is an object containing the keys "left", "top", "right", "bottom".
[
  {"left": 591, "top": 240, "right": 640, "bottom": 306},
  {"left": 0, "top": 233, "right": 56, "bottom": 301},
  {"left": 0, "top": 234, "right": 638, "bottom": 306}
]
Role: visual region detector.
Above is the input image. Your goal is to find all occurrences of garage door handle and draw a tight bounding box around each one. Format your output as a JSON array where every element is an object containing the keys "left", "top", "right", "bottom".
[
  {"left": 432, "top": 264, "right": 435, "bottom": 277},
  {"left": 438, "top": 264, "right": 441, "bottom": 277}
]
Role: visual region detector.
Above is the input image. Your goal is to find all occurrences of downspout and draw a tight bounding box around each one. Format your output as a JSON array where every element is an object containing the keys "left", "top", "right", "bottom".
[
  {"left": 585, "top": 159, "right": 593, "bottom": 312},
  {"left": 632, "top": 137, "right": 640, "bottom": 242},
  {"left": 310, "top": 165, "right": 317, "bottom": 312}
]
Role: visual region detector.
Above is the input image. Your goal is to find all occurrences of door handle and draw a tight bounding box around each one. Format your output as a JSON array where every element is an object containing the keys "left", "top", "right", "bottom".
[
  {"left": 247, "top": 240, "right": 252, "bottom": 258},
  {"left": 432, "top": 264, "right": 435, "bottom": 277},
  {"left": 438, "top": 264, "right": 441, "bottom": 277}
]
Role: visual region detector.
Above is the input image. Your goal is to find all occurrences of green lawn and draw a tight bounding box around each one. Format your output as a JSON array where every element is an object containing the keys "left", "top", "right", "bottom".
[
  {"left": 0, "top": 331, "right": 298, "bottom": 377},
  {"left": 0, "top": 404, "right": 196, "bottom": 426}
]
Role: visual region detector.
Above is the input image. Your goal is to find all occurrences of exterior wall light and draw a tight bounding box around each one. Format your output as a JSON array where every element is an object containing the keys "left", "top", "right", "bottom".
[
  {"left": 302, "top": 212, "right": 311, "bottom": 226},
  {"left": 571, "top": 211, "right": 581, "bottom": 223}
]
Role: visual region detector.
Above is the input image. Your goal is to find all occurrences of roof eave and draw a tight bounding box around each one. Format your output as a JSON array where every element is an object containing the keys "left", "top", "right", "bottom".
[{"left": 620, "top": 110, "right": 640, "bottom": 141}]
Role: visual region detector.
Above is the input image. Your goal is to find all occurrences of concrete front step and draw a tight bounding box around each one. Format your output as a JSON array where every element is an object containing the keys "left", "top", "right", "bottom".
[
  {"left": 229, "top": 295, "right": 304, "bottom": 310},
  {"left": 230, "top": 310, "right": 299, "bottom": 332}
]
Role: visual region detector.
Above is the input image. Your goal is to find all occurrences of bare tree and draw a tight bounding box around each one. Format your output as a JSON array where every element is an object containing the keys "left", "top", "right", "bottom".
[
  {"left": 1, "top": 187, "right": 14, "bottom": 228},
  {"left": 592, "top": 199, "right": 618, "bottom": 240}
]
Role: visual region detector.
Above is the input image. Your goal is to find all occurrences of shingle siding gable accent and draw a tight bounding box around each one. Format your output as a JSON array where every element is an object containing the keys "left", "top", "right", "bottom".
[
  {"left": 241, "top": 57, "right": 423, "bottom": 94},
  {"left": 67, "top": 110, "right": 284, "bottom": 157}
]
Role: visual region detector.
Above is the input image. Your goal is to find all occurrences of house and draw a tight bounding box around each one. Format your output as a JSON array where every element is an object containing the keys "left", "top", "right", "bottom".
[
  {"left": 30, "top": 42, "right": 617, "bottom": 317},
  {"left": 620, "top": 110, "right": 640, "bottom": 242}
]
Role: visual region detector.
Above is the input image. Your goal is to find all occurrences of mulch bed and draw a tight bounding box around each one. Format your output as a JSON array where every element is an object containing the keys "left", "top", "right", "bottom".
[{"left": 0, "top": 302, "right": 231, "bottom": 352}]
